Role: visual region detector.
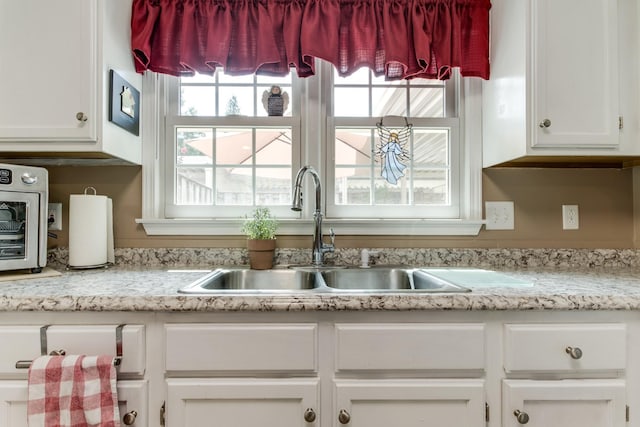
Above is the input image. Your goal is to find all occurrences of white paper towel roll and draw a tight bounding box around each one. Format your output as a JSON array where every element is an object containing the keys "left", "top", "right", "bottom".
[{"left": 68, "top": 193, "right": 114, "bottom": 268}]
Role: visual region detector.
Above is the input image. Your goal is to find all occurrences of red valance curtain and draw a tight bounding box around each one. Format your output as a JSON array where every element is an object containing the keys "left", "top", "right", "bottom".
[{"left": 131, "top": 0, "right": 490, "bottom": 80}]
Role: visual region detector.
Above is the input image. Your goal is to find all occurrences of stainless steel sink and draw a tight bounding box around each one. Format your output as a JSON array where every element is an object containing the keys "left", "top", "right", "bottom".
[
  {"left": 178, "top": 268, "right": 321, "bottom": 293},
  {"left": 321, "top": 268, "right": 412, "bottom": 290},
  {"left": 321, "top": 268, "right": 471, "bottom": 293},
  {"left": 179, "top": 267, "right": 471, "bottom": 294}
]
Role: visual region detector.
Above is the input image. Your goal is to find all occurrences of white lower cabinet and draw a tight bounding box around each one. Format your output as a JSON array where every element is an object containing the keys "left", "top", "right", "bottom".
[
  {"left": 0, "top": 323, "right": 147, "bottom": 426},
  {"left": 0, "top": 313, "right": 635, "bottom": 427},
  {"left": 503, "top": 379, "right": 626, "bottom": 427},
  {"left": 334, "top": 379, "right": 485, "bottom": 427},
  {"left": 0, "top": 380, "right": 148, "bottom": 426},
  {"left": 502, "top": 323, "right": 627, "bottom": 427},
  {"left": 166, "top": 378, "right": 319, "bottom": 427}
]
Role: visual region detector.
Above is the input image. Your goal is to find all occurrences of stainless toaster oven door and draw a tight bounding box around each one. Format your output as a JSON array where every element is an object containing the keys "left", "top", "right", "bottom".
[{"left": 0, "top": 192, "right": 40, "bottom": 270}]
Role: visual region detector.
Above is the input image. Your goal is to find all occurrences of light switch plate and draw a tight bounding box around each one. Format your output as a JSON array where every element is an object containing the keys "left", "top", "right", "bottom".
[
  {"left": 485, "top": 201, "right": 514, "bottom": 230},
  {"left": 48, "top": 203, "right": 62, "bottom": 231},
  {"left": 562, "top": 205, "right": 579, "bottom": 230}
]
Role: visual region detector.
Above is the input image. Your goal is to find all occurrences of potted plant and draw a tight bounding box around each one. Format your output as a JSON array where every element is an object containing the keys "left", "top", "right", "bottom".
[{"left": 241, "top": 207, "right": 278, "bottom": 270}]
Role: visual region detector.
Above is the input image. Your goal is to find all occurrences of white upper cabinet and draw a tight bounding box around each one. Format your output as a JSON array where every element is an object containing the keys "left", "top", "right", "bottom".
[
  {"left": 482, "top": 0, "right": 639, "bottom": 167},
  {"left": 0, "top": 0, "right": 141, "bottom": 164}
]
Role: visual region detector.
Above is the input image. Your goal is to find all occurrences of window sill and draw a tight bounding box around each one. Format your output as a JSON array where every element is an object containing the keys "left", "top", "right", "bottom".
[{"left": 135, "top": 218, "right": 484, "bottom": 236}]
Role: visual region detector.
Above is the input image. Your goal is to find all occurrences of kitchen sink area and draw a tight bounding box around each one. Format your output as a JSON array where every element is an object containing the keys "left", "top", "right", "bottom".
[{"left": 178, "top": 266, "right": 475, "bottom": 294}]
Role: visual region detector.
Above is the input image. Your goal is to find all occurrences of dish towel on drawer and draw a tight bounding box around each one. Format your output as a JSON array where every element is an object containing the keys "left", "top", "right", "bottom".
[{"left": 27, "top": 355, "right": 120, "bottom": 427}]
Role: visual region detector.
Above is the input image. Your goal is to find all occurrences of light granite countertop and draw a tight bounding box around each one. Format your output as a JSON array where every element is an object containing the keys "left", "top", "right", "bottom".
[{"left": 2, "top": 264, "right": 640, "bottom": 312}]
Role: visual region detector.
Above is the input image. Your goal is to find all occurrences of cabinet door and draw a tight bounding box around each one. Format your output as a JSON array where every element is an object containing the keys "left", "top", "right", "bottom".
[
  {"left": 166, "top": 378, "right": 319, "bottom": 427},
  {"left": 0, "top": 380, "right": 148, "bottom": 426},
  {"left": 503, "top": 379, "right": 626, "bottom": 427},
  {"left": 334, "top": 379, "right": 485, "bottom": 427},
  {"left": 532, "top": 0, "right": 619, "bottom": 148},
  {"left": 0, "top": 0, "right": 96, "bottom": 141}
]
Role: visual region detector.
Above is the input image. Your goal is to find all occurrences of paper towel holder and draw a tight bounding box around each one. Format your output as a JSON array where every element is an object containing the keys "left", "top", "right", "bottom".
[{"left": 66, "top": 186, "right": 114, "bottom": 270}]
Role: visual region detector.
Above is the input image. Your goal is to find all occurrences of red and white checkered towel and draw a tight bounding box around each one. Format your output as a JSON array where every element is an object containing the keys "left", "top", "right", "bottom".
[{"left": 27, "top": 355, "right": 120, "bottom": 427}]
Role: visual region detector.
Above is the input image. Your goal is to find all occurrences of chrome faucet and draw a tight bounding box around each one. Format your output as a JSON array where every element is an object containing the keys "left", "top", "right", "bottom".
[{"left": 292, "top": 165, "right": 335, "bottom": 266}]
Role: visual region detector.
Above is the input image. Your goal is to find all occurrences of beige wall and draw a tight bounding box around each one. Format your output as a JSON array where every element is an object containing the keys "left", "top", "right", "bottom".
[{"left": 46, "top": 166, "right": 636, "bottom": 250}]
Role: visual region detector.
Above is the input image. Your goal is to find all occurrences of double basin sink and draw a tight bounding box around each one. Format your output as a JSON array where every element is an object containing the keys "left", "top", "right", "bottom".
[{"left": 178, "top": 266, "right": 472, "bottom": 294}]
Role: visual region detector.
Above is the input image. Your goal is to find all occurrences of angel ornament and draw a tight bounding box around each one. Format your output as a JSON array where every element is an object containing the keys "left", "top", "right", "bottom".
[
  {"left": 375, "top": 117, "right": 412, "bottom": 185},
  {"left": 262, "top": 85, "right": 289, "bottom": 116}
]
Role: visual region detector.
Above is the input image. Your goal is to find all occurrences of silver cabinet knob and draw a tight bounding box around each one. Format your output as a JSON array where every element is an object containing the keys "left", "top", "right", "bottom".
[
  {"left": 514, "top": 410, "right": 530, "bottom": 424},
  {"left": 304, "top": 408, "right": 316, "bottom": 423},
  {"left": 566, "top": 346, "right": 583, "bottom": 359},
  {"left": 338, "top": 409, "right": 351, "bottom": 424},
  {"left": 76, "top": 112, "right": 88, "bottom": 122},
  {"left": 539, "top": 118, "right": 551, "bottom": 128},
  {"left": 122, "top": 410, "right": 137, "bottom": 425}
]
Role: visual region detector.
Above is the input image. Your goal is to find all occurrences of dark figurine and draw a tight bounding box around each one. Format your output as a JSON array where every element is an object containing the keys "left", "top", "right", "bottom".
[{"left": 262, "top": 85, "right": 289, "bottom": 116}]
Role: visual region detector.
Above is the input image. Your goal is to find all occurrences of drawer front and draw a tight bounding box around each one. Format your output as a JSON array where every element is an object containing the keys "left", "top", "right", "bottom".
[
  {"left": 504, "top": 323, "right": 626, "bottom": 373},
  {"left": 0, "top": 379, "right": 147, "bottom": 427},
  {"left": 0, "top": 325, "right": 146, "bottom": 376},
  {"left": 165, "top": 323, "right": 317, "bottom": 372},
  {"left": 335, "top": 324, "right": 485, "bottom": 371}
]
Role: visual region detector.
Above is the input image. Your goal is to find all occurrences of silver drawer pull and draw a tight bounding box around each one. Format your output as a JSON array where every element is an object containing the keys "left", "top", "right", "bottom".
[
  {"left": 304, "top": 408, "right": 316, "bottom": 423},
  {"left": 514, "top": 409, "right": 530, "bottom": 424},
  {"left": 565, "top": 346, "right": 583, "bottom": 359},
  {"left": 338, "top": 409, "right": 350, "bottom": 424},
  {"left": 123, "top": 410, "right": 137, "bottom": 425}
]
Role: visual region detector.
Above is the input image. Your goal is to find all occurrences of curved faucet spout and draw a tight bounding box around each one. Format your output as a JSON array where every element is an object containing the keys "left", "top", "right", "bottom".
[{"left": 291, "top": 166, "right": 334, "bottom": 266}]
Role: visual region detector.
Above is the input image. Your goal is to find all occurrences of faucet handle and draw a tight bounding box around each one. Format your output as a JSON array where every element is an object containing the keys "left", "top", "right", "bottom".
[{"left": 329, "top": 228, "right": 335, "bottom": 246}]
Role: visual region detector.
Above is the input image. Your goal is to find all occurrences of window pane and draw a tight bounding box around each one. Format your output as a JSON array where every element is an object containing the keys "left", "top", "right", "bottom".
[
  {"left": 334, "top": 168, "right": 372, "bottom": 205},
  {"left": 218, "top": 70, "right": 254, "bottom": 84},
  {"left": 181, "top": 73, "right": 216, "bottom": 84},
  {"left": 176, "top": 167, "right": 214, "bottom": 205},
  {"left": 334, "top": 67, "right": 370, "bottom": 84},
  {"left": 409, "top": 87, "right": 444, "bottom": 117},
  {"left": 216, "top": 167, "right": 253, "bottom": 205},
  {"left": 374, "top": 177, "right": 410, "bottom": 205},
  {"left": 214, "top": 129, "right": 252, "bottom": 164},
  {"left": 334, "top": 87, "right": 369, "bottom": 116},
  {"left": 218, "top": 87, "right": 254, "bottom": 116},
  {"left": 412, "top": 169, "right": 448, "bottom": 204},
  {"left": 257, "top": 74, "right": 292, "bottom": 85},
  {"left": 413, "top": 129, "right": 448, "bottom": 166},
  {"left": 177, "top": 128, "right": 213, "bottom": 164},
  {"left": 180, "top": 86, "right": 216, "bottom": 116},
  {"left": 256, "top": 167, "right": 292, "bottom": 205},
  {"left": 372, "top": 87, "right": 407, "bottom": 116},
  {"left": 255, "top": 129, "right": 292, "bottom": 165},
  {"left": 335, "top": 129, "right": 373, "bottom": 166}
]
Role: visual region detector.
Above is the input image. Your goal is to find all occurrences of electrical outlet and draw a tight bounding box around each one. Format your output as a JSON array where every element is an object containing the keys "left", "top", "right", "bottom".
[
  {"left": 48, "top": 203, "right": 62, "bottom": 231},
  {"left": 485, "top": 201, "right": 515, "bottom": 230},
  {"left": 562, "top": 205, "right": 579, "bottom": 230}
]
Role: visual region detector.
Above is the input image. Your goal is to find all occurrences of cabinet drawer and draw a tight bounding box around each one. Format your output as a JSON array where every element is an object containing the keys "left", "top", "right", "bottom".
[
  {"left": 504, "top": 323, "right": 626, "bottom": 373},
  {"left": 0, "top": 379, "right": 148, "bottom": 427},
  {"left": 0, "top": 325, "right": 146, "bottom": 376},
  {"left": 165, "top": 323, "right": 317, "bottom": 372},
  {"left": 335, "top": 324, "right": 485, "bottom": 372}
]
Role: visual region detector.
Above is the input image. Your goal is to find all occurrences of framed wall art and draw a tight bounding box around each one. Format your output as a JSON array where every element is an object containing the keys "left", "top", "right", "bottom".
[{"left": 108, "top": 70, "right": 140, "bottom": 136}]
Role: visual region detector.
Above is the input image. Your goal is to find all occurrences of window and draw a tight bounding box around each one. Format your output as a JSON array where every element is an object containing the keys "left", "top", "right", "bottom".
[
  {"left": 137, "top": 62, "right": 483, "bottom": 236},
  {"left": 327, "top": 64, "right": 460, "bottom": 219},
  {"left": 164, "top": 70, "right": 301, "bottom": 219}
]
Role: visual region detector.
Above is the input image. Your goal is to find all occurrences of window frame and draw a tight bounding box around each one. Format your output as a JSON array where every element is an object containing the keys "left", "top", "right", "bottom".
[{"left": 136, "top": 68, "right": 484, "bottom": 236}]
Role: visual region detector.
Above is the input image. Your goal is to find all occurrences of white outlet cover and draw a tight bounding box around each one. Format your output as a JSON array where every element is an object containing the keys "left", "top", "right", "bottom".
[{"left": 485, "top": 201, "right": 515, "bottom": 230}]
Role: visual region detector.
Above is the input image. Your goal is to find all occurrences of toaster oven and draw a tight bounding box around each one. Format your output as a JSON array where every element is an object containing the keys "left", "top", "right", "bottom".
[{"left": 0, "top": 164, "right": 48, "bottom": 273}]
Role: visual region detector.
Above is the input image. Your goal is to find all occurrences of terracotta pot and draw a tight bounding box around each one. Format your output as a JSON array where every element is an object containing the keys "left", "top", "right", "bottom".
[{"left": 247, "top": 239, "right": 276, "bottom": 270}]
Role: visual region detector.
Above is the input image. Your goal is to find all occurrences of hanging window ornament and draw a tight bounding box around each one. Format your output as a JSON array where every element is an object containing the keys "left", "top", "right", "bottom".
[{"left": 375, "top": 117, "right": 412, "bottom": 185}]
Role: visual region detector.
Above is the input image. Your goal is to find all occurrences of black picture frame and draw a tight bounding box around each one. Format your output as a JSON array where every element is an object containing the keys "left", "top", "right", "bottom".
[{"left": 108, "top": 70, "right": 140, "bottom": 136}]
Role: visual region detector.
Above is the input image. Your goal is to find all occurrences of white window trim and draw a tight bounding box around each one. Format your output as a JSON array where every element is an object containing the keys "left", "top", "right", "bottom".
[{"left": 135, "top": 73, "right": 484, "bottom": 236}]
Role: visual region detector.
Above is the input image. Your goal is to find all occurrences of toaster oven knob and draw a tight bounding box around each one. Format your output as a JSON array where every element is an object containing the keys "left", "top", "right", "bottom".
[{"left": 21, "top": 173, "right": 38, "bottom": 185}]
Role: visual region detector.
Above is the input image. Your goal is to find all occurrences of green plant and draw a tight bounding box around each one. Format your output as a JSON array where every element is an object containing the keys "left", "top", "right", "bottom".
[{"left": 241, "top": 207, "right": 278, "bottom": 240}]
